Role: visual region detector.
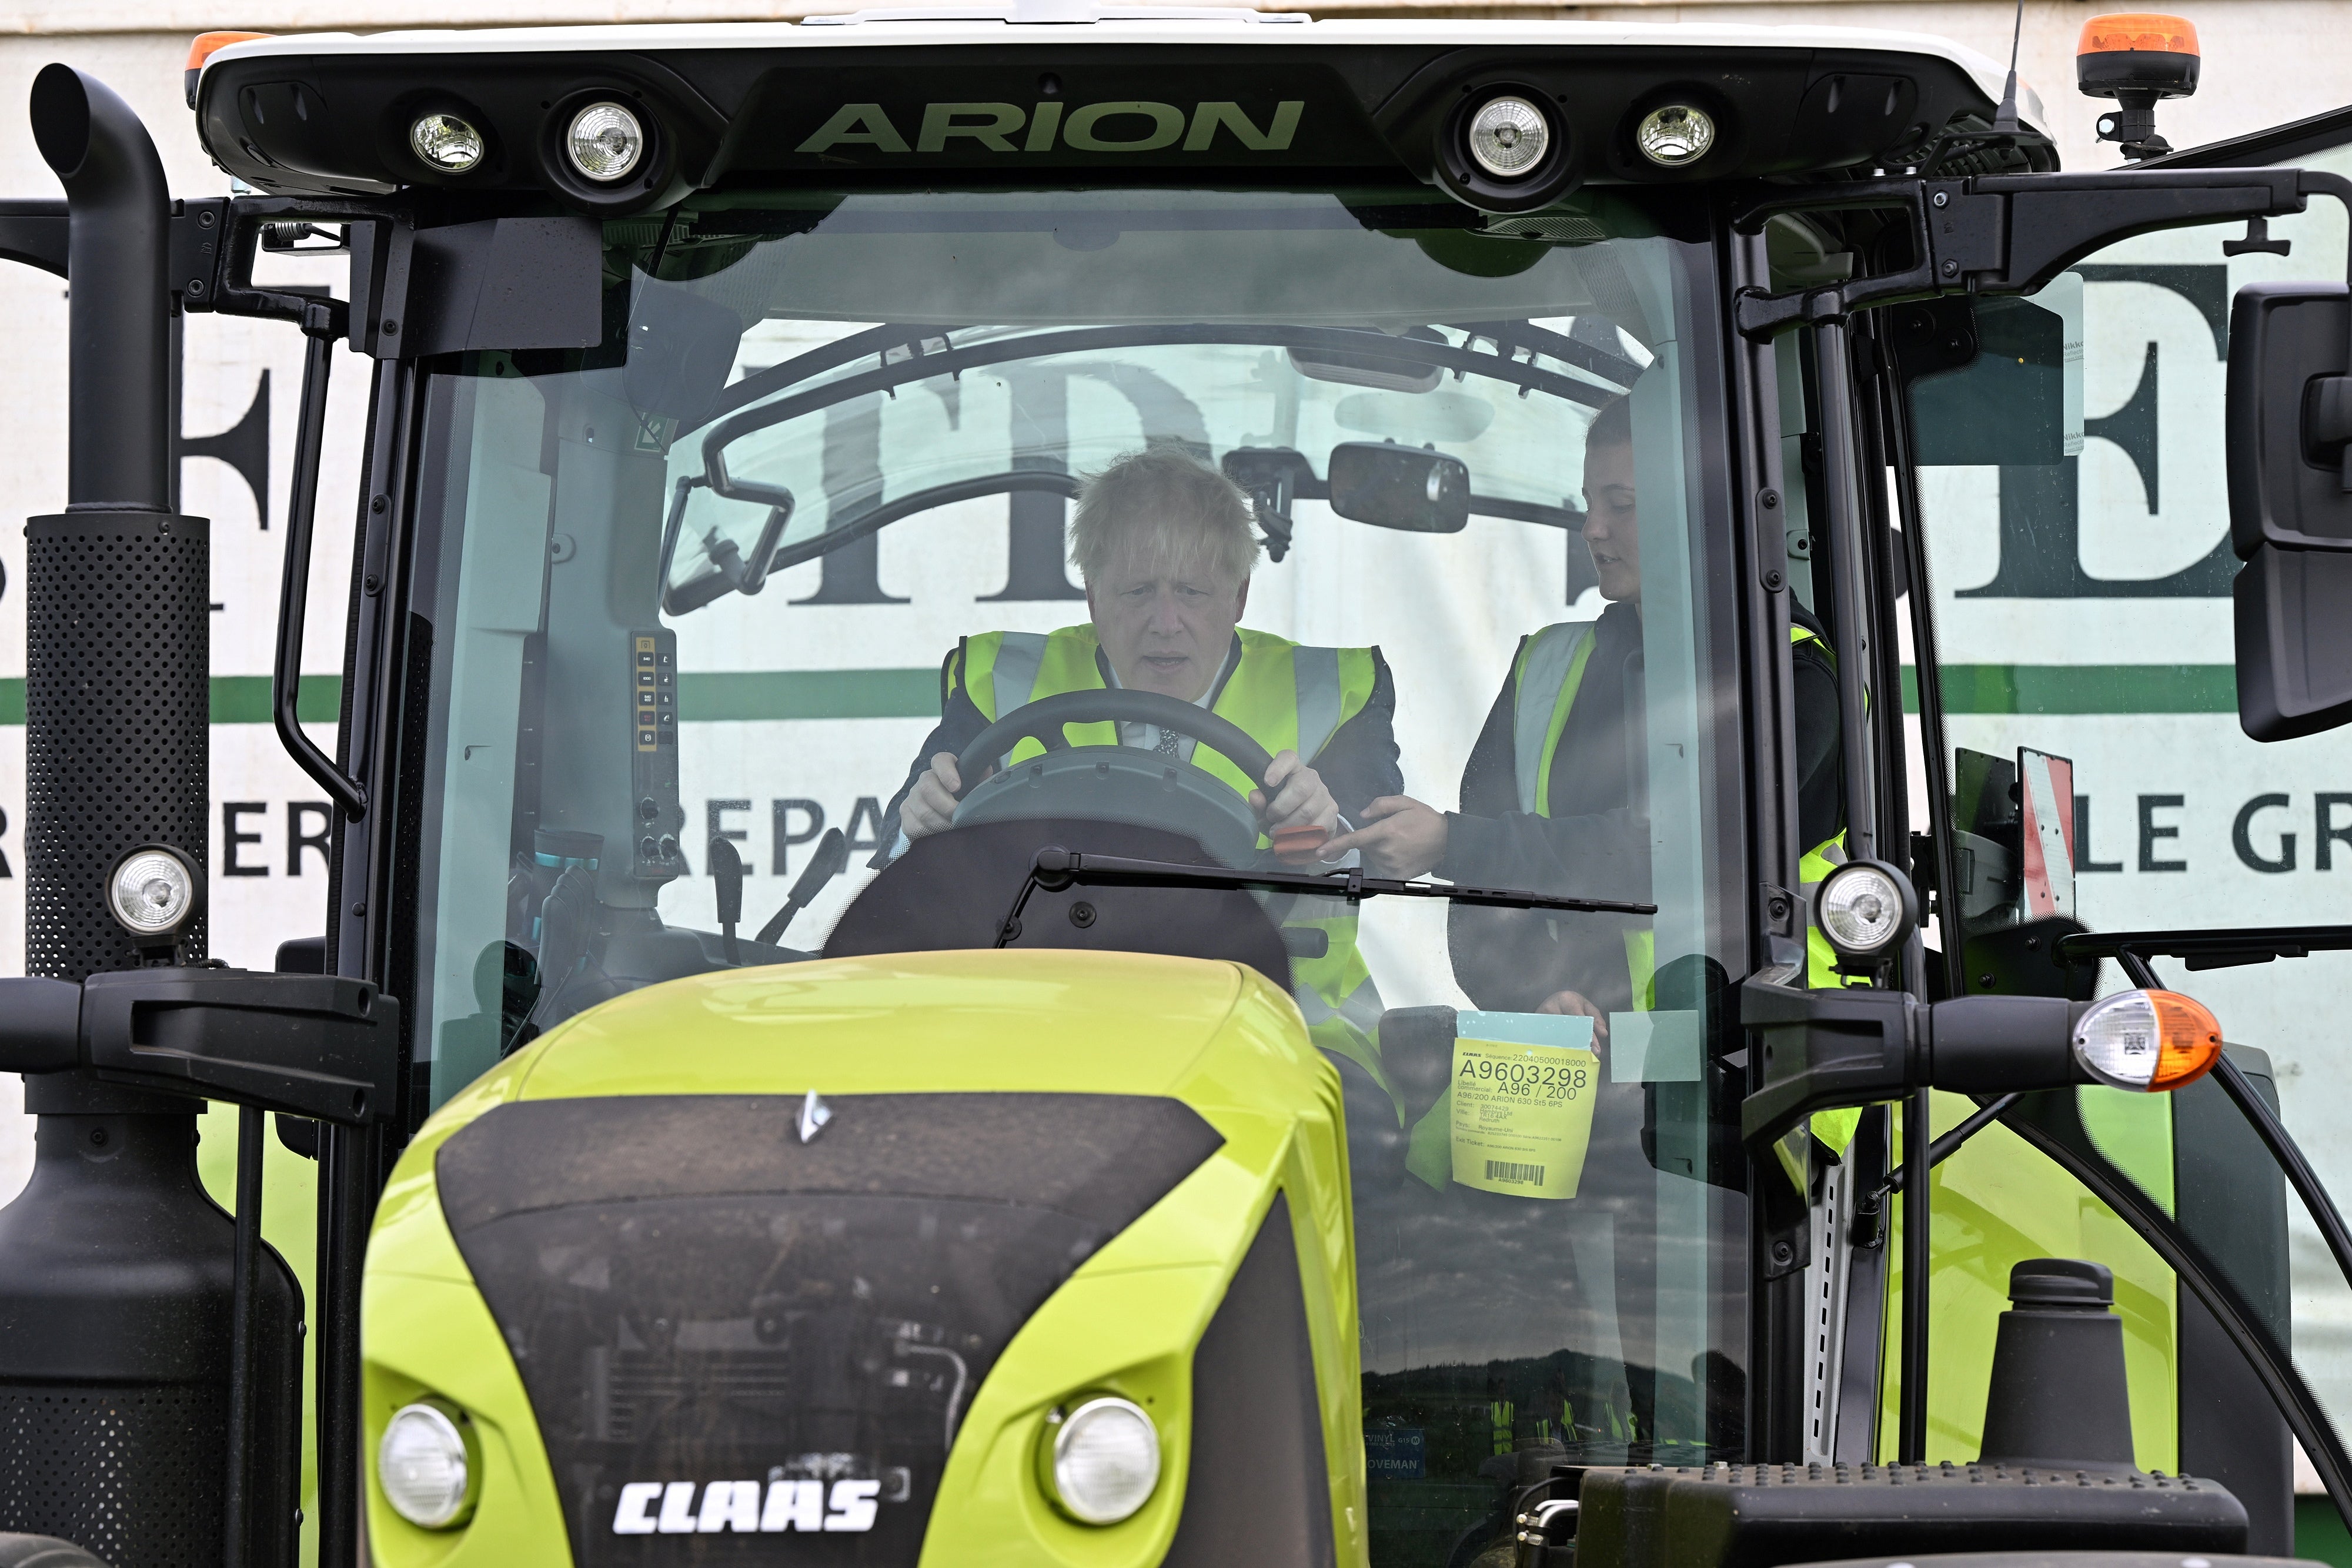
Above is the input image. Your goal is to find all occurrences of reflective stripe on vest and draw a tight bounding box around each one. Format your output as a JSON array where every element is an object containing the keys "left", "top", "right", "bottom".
[
  {"left": 1792, "top": 623, "right": 1865, "bottom": 1157},
  {"left": 1512, "top": 621, "right": 1598, "bottom": 818},
  {"left": 1504, "top": 620, "right": 1863, "bottom": 1152}
]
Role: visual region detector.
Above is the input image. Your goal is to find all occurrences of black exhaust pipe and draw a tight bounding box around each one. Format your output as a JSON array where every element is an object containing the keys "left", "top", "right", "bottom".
[
  {"left": 29, "top": 63, "right": 171, "bottom": 513},
  {"left": 0, "top": 66, "right": 300, "bottom": 1568},
  {"left": 23, "top": 64, "right": 206, "bottom": 978}
]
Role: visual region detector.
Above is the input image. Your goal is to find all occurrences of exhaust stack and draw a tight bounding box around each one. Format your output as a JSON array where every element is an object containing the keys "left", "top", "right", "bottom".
[{"left": 0, "top": 66, "right": 302, "bottom": 1568}]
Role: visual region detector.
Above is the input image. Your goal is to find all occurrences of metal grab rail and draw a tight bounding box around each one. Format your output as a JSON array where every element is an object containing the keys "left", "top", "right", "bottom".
[{"left": 270, "top": 297, "right": 367, "bottom": 818}]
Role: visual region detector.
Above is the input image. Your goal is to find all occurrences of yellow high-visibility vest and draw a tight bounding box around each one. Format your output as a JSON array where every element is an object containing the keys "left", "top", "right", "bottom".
[
  {"left": 953, "top": 625, "right": 1393, "bottom": 1091},
  {"left": 1509, "top": 619, "right": 1866, "bottom": 1155}
]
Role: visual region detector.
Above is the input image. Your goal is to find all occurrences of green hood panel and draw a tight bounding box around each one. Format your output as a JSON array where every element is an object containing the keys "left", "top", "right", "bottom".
[{"left": 367, "top": 950, "right": 1369, "bottom": 1567}]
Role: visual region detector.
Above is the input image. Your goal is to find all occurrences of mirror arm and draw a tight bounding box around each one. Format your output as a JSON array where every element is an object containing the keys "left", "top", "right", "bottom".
[
  {"left": 1735, "top": 169, "right": 2309, "bottom": 340},
  {"left": 1251, "top": 490, "right": 1296, "bottom": 562},
  {"left": 1739, "top": 978, "right": 2086, "bottom": 1146}
]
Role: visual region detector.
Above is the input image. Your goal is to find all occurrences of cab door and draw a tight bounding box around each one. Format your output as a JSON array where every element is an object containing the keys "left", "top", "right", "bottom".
[{"left": 1879, "top": 103, "right": 2352, "bottom": 1562}]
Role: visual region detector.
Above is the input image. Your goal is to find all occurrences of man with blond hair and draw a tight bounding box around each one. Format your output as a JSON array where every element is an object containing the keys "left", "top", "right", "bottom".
[{"left": 879, "top": 444, "right": 1404, "bottom": 1082}]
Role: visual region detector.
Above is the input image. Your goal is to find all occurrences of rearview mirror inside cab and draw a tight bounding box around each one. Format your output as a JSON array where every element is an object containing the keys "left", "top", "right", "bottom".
[
  {"left": 1326, "top": 440, "right": 1471, "bottom": 533},
  {"left": 2227, "top": 282, "right": 2352, "bottom": 740}
]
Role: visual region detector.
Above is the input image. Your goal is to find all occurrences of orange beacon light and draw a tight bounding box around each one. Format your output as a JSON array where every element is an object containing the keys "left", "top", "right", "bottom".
[{"left": 2076, "top": 13, "right": 2200, "bottom": 156}]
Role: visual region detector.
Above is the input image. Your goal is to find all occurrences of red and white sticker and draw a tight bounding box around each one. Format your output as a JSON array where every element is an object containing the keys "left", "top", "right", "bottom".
[{"left": 2017, "top": 748, "right": 2076, "bottom": 921}]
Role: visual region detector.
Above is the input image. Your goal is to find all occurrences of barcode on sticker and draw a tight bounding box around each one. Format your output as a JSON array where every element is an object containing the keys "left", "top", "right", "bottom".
[{"left": 1485, "top": 1160, "right": 1545, "bottom": 1185}]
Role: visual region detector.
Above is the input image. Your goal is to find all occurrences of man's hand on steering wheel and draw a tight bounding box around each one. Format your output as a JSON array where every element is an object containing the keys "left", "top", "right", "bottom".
[
  {"left": 1250, "top": 750, "right": 1339, "bottom": 835},
  {"left": 900, "top": 752, "right": 964, "bottom": 841}
]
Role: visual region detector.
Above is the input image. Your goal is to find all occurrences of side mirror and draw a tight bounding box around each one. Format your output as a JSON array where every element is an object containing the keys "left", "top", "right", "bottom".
[
  {"left": 2226, "top": 281, "right": 2352, "bottom": 739},
  {"left": 1327, "top": 440, "right": 1471, "bottom": 534}
]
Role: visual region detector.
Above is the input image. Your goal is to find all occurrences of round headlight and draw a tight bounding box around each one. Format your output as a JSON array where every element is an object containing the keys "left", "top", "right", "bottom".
[
  {"left": 378, "top": 1402, "right": 474, "bottom": 1529},
  {"left": 1815, "top": 860, "right": 1915, "bottom": 961},
  {"left": 107, "top": 845, "right": 201, "bottom": 944},
  {"left": 1465, "top": 96, "right": 1551, "bottom": 179},
  {"left": 2073, "top": 988, "right": 2222, "bottom": 1092},
  {"left": 1636, "top": 103, "right": 1716, "bottom": 166},
  {"left": 409, "top": 112, "right": 484, "bottom": 173},
  {"left": 1045, "top": 1396, "right": 1160, "bottom": 1525},
  {"left": 566, "top": 101, "right": 645, "bottom": 182}
]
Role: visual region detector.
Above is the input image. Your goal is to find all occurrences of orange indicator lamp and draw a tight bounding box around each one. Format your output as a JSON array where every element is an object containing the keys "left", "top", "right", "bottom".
[{"left": 2072, "top": 988, "right": 2223, "bottom": 1092}]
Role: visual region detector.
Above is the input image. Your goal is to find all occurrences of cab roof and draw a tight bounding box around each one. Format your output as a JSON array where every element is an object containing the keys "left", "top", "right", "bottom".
[{"left": 195, "top": 14, "right": 2053, "bottom": 209}]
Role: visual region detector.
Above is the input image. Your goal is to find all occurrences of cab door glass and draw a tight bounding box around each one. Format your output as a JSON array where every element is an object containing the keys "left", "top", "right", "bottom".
[{"left": 1899, "top": 135, "right": 2352, "bottom": 1481}]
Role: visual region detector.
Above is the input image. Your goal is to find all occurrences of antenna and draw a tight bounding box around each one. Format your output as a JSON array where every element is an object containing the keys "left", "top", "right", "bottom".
[{"left": 1993, "top": 0, "right": 2026, "bottom": 133}]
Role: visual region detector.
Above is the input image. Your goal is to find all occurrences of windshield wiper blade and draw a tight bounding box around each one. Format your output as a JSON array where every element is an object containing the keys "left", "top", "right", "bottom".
[{"left": 993, "top": 845, "right": 1653, "bottom": 948}]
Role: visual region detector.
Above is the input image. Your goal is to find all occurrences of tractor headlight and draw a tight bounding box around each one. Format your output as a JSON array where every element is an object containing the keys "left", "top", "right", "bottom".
[
  {"left": 1635, "top": 103, "right": 1716, "bottom": 165},
  {"left": 1814, "top": 859, "right": 1917, "bottom": 965},
  {"left": 1041, "top": 1396, "right": 1160, "bottom": 1524},
  {"left": 106, "top": 844, "right": 202, "bottom": 950},
  {"left": 1465, "top": 95, "right": 1551, "bottom": 178},
  {"left": 409, "top": 112, "right": 483, "bottom": 173},
  {"left": 566, "top": 101, "right": 644, "bottom": 182},
  {"left": 378, "top": 1402, "right": 476, "bottom": 1529}
]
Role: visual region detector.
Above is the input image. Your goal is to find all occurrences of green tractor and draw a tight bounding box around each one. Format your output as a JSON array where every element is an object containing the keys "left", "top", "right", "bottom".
[{"left": 4, "top": 12, "right": 2352, "bottom": 1568}]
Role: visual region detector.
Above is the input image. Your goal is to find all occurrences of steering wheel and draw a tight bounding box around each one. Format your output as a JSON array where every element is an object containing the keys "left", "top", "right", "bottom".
[{"left": 952, "top": 690, "right": 1276, "bottom": 868}]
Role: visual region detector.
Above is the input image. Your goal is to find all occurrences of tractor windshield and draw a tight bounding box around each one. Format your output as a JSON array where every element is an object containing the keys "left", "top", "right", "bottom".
[{"left": 405, "top": 185, "right": 1754, "bottom": 1546}]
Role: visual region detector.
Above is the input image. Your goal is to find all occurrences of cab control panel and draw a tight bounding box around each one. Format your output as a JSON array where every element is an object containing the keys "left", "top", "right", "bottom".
[{"left": 631, "top": 628, "right": 682, "bottom": 882}]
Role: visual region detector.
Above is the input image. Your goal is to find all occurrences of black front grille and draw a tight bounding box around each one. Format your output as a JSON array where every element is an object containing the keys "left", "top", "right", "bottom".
[
  {"left": 437, "top": 1093, "right": 1221, "bottom": 1566},
  {"left": 592, "top": 1349, "right": 796, "bottom": 1445}
]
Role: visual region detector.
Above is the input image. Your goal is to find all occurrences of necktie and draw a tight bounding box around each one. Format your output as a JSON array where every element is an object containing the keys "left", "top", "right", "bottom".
[{"left": 1155, "top": 726, "right": 1181, "bottom": 758}]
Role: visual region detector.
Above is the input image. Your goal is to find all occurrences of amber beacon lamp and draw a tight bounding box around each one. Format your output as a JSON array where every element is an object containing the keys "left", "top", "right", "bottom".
[{"left": 2077, "top": 12, "right": 2200, "bottom": 157}]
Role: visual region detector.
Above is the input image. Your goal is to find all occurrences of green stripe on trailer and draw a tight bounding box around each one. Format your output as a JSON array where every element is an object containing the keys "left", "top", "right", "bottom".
[
  {"left": 0, "top": 676, "right": 344, "bottom": 725},
  {"left": 1900, "top": 665, "right": 2237, "bottom": 716},
  {"left": 0, "top": 667, "right": 2247, "bottom": 724},
  {"left": 679, "top": 668, "right": 941, "bottom": 721},
  {"left": 0, "top": 670, "right": 946, "bottom": 725},
  {"left": 209, "top": 676, "right": 343, "bottom": 725}
]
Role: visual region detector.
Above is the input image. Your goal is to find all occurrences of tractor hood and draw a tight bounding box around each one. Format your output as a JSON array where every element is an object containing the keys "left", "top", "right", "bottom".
[{"left": 362, "top": 949, "right": 1357, "bottom": 1567}]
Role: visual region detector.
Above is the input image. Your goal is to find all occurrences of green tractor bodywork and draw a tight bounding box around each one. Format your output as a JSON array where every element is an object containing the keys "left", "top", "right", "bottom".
[{"left": 361, "top": 950, "right": 1362, "bottom": 1565}]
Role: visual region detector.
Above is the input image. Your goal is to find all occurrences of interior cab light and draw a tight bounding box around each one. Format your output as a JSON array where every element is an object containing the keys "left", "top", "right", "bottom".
[
  {"left": 183, "top": 31, "right": 270, "bottom": 109},
  {"left": 2071, "top": 988, "right": 2223, "bottom": 1092}
]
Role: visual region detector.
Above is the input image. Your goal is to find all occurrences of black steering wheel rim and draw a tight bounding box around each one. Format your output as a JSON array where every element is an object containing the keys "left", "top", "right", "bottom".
[{"left": 955, "top": 688, "right": 1275, "bottom": 792}]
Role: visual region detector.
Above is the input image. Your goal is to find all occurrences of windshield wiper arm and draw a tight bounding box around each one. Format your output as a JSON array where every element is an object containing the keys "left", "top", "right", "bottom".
[
  {"left": 993, "top": 845, "right": 1653, "bottom": 948},
  {"left": 2057, "top": 922, "right": 2352, "bottom": 970}
]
